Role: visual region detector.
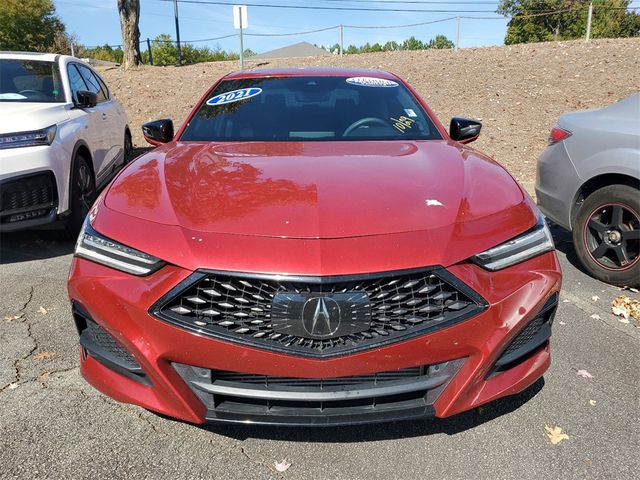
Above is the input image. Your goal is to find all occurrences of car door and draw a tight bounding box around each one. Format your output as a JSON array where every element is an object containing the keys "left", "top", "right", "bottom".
[
  {"left": 76, "top": 64, "right": 118, "bottom": 185},
  {"left": 94, "top": 72, "right": 127, "bottom": 166},
  {"left": 66, "top": 63, "right": 107, "bottom": 177}
]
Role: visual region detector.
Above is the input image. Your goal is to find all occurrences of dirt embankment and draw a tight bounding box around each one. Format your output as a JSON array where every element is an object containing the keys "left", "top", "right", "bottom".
[{"left": 101, "top": 38, "right": 640, "bottom": 184}]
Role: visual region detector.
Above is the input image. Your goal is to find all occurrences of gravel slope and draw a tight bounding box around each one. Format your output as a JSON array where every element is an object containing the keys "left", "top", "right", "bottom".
[{"left": 101, "top": 38, "right": 640, "bottom": 183}]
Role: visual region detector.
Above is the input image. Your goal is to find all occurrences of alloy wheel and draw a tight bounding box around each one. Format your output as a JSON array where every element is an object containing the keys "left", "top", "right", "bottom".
[{"left": 584, "top": 203, "right": 640, "bottom": 270}]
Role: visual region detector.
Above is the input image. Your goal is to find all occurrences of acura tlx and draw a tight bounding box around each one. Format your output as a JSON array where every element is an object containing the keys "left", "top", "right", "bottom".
[{"left": 67, "top": 68, "right": 562, "bottom": 426}]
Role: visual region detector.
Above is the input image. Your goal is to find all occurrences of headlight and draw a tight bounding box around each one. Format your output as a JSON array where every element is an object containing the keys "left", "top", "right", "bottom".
[
  {"left": 0, "top": 125, "right": 57, "bottom": 149},
  {"left": 74, "top": 217, "right": 165, "bottom": 276},
  {"left": 472, "top": 215, "right": 555, "bottom": 271}
]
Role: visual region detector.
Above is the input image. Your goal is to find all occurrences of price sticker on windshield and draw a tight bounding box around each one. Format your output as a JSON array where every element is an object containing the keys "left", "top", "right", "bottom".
[
  {"left": 346, "top": 77, "right": 399, "bottom": 88},
  {"left": 207, "top": 87, "right": 262, "bottom": 106}
]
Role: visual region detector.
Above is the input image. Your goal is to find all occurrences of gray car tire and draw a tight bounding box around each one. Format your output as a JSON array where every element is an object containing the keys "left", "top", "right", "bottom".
[{"left": 573, "top": 184, "right": 640, "bottom": 287}]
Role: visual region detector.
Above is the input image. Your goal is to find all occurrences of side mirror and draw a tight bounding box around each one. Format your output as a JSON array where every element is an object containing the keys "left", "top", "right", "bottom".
[
  {"left": 450, "top": 117, "right": 482, "bottom": 144},
  {"left": 142, "top": 119, "right": 174, "bottom": 146},
  {"left": 76, "top": 90, "right": 98, "bottom": 108}
]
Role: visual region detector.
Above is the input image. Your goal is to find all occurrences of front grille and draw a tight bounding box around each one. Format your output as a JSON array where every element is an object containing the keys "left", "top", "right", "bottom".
[
  {"left": 152, "top": 268, "right": 486, "bottom": 357},
  {"left": 0, "top": 172, "right": 57, "bottom": 216},
  {"left": 174, "top": 359, "right": 465, "bottom": 426}
]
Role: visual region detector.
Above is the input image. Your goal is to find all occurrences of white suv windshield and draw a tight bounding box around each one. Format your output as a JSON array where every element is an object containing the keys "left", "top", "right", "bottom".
[
  {"left": 0, "top": 59, "right": 64, "bottom": 103},
  {"left": 181, "top": 76, "right": 443, "bottom": 142}
]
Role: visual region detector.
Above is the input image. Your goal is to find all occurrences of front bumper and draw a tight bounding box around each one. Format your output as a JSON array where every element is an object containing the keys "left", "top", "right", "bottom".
[
  {"left": 68, "top": 252, "right": 561, "bottom": 426},
  {"left": 0, "top": 143, "right": 71, "bottom": 231}
]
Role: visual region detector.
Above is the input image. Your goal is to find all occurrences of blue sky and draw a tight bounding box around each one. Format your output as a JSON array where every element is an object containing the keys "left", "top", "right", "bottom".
[{"left": 53, "top": 0, "right": 637, "bottom": 53}]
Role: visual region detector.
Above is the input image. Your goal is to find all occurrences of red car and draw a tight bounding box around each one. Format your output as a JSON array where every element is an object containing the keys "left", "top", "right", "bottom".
[{"left": 68, "top": 68, "right": 561, "bottom": 426}]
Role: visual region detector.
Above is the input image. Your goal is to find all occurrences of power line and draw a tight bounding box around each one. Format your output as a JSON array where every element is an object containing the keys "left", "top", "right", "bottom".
[{"left": 153, "top": 0, "right": 504, "bottom": 14}]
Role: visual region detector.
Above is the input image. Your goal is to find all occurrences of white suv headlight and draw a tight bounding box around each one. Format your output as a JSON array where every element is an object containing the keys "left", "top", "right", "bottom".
[
  {"left": 0, "top": 125, "right": 57, "bottom": 149},
  {"left": 74, "top": 217, "right": 165, "bottom": 276},
  {"left": 472, "top": 215, "right": 555, "bottom": 271}
]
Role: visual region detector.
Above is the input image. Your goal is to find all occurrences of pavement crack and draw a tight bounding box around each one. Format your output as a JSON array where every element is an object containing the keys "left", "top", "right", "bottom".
[{"left": 0, "top": 280, "right": 48, "bottom": 393}]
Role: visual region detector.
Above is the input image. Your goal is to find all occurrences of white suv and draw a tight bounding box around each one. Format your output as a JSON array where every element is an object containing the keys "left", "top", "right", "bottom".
[{"left": 0, "top": 52, "right": 131, "bottom": 236}]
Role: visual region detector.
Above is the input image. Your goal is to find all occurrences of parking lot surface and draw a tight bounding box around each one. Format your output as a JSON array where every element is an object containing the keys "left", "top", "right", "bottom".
[{"left": 1, "top": 226, "right": 638, "bottom": 479}]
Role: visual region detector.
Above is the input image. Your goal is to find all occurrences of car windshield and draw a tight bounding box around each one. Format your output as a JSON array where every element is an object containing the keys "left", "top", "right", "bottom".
[
  {"left": 180, "top": 75, "right": 442, "bottom": 142},
  {"left": 0, "top": 59, "right": 64, "bottom": 103}
]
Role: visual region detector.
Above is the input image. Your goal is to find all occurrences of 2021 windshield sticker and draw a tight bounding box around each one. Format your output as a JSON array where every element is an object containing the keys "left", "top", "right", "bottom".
[
  {"left": 207, "top": 87, "right": 262, "bottom": 106},
  {"left": 345, "top": 77, "right": 399, "bottom": 88},
  {"left": 391, "top": 115, "right": 416, "bottom": 133}
]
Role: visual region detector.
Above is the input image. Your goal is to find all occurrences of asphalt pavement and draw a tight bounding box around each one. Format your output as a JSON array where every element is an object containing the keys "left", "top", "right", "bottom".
[{"left": 1, "top": 225, "right": 638, "bottom": 480}]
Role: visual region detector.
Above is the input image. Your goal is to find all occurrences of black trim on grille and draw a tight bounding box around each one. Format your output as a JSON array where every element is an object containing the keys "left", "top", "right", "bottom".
[
  {"left": 72, "top": 302, "right": 150, "bottom": 385},
  {"left": 174, "top": 359, "right": 464, "bottom": 426},
  {"left": 487, "top": 293, "right": 558, "bottom": 378},
  {"left": 0, "top": 171, "right": 58, "bottom": 223},
  {"left": 150, "top": 267, "right": 487, "bottom": 358}
]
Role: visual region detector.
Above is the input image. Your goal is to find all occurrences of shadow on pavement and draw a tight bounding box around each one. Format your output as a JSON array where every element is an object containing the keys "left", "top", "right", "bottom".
[
  {"left": 548, "top": 223, "right": 589, "bottom": 274},
  {"left": 194, "top": 378, "right": 545, "bottom": 442},
  {"left": 0, "top": 230, "right": 75, "bottom": 264}
]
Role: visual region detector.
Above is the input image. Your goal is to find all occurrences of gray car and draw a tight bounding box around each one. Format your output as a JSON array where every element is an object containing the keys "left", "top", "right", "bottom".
[{"left": 536, "top": 94, "right": 639, "bottom": 286}]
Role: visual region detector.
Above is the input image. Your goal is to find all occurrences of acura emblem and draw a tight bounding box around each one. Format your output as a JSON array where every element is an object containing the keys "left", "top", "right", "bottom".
[
  {"left": 271, "top": 291, "right": 371, "bottom": 340},
  {"left": 302, "top": 297, "right": 341, "bottom": 338}
]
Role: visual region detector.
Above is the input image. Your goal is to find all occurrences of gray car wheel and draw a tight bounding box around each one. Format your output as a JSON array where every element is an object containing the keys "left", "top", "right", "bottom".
[{"left": 573, "top": 184, "right": 640, "bottom": 287}]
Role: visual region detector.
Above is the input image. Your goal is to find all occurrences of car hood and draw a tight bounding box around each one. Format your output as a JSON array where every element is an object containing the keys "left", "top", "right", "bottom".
[
  {"left": 105, "top": 140, "right": 525, "bottom": 240},
  {"left": 0, "top": 102, "right": 69, "bottom": 133}
]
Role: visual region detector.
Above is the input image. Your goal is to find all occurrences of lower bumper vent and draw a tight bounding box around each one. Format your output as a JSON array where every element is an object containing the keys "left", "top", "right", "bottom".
[
  {"left": 174, "top": 359, "right": 465, "bottom": 426},
  {"left": 489, "top": 294, "right": 558, "bottom": 377},
  {"left": 72, "top": 303, "right": 150, "bottom": 385},
  {"left": 0, "top": 172, "right": 57, "bottom": 223}
]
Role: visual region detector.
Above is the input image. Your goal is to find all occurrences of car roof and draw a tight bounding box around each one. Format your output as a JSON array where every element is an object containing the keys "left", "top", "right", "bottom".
[
  {"left": 223, "top": 67, "right": 400, "bottom": 81},
  {"left": 0, "top": 51, "right": 61, "bottom": 62}
]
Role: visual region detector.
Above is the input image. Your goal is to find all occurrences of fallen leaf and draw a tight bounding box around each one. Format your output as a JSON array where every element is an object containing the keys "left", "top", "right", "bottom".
[
  {"left": 274, "top": 460, "right": 291, "bottom": 472},
  {"left": 590, "top": 314, "right": 601, "bottom": 320},
  {"left": 8, "top": 383, "right": 18, "bottom": 390},
  {"left": 33, "top": 351, "right": 56, "bottom": 361},
  {"left": 576, "top": 369, "right": 593, "bottom": 378},
  {"left": 38, "top": 306, "right": 48, "bottom": 315},
  {"left": 589, "top": 400, "right": 597, "bottom": 406},
  {"left": 611, "top": 296, "right": 640, "bottom": 322},
  {"left": 545, "top": 425, "right": 569, "bottom": 445},
  {"left": 3, "top": 313, "right": 23, "bottom": 321},
  {"left": 562, "top": 299, "right": 570, "bottom": 303},
  {"left": 559, "top": 321, "right": 566, "bottom": 325},
  {"left": 591, "top": 295, "right": 599, "bottom": 302}
]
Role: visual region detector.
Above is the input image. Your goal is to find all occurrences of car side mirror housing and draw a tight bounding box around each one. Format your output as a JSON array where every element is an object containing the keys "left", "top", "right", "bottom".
[
  {"left": 142, "top": 119, "right": 174, "bottom": 146},
  {"left": 76, "top": 90, "right": 98, "bottom": 108},
  {"left": 450, "top": 117, "right": 482, "bottom": 144}
]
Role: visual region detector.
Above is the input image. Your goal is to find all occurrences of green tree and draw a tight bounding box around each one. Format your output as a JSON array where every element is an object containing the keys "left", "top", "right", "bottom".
[
  {"left": 383, "top": 41, "right": 400, "bottom": 51},
  {"left": 144, "top": 34, "right": 240, "bottom": 65},
  {"left": 401, "top": 36, "right": 425, "bottom": 50},
  {"left": 498, "top": 0, "right": 640, "bottom": 44},
  {"left": 427, "top": 34, "right": 455, "bottom": 49},
  {"left": 0, "top": 0, "right": 65, "bottom": 52}
]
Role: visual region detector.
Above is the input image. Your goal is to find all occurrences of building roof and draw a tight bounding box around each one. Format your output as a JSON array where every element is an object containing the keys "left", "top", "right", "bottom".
[{"left": 251, "top": 42, "right": 332, "bottom": 60}]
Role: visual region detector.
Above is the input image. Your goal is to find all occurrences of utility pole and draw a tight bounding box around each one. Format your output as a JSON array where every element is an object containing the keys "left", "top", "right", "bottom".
[
  {"left": 239, "top": 22, "right": 244, "bottom": 69},
  {"left": 455, "top": 16, "right": 460, "bottom": 51},
  {"left": 233, "top": 6, "right": 248, "bottom": 70},
  {"left": 340, "top": 24, "right": 344, "bottom": 57},
  {"left": 585, "top": 1, "right": 593, "bottom": 42},
  {"left": 173, "top": 0, "right": 182, "bottom": 66},
  {"left": 70, "top": 43, "right": 75, "bottom": 57}
]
